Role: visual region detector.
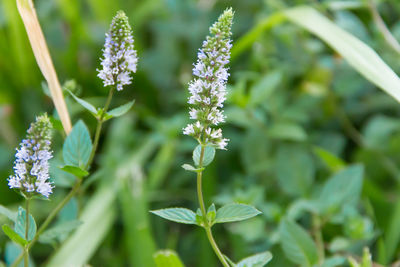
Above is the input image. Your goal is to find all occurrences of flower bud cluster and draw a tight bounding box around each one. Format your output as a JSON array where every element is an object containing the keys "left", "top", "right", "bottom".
[
  {"left": 98, "top": 11, "right": 138, "bottom": 91},
  {"left": 8, "top": 114, "right": 54, "bottom": 198},
  {"left": 183, "top": 8, "right": 233, "bottom": 149}
]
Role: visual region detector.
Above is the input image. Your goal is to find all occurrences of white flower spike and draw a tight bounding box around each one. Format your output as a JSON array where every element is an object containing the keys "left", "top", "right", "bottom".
[
  {"left": 97, "top": 11, "right": 138, "bottom": 91},
  {"left": 183, "top": 8, "right": 233, "bottom": 150},
  {"left": 8, "top": 114, "right": 54, "bottom": 198}
]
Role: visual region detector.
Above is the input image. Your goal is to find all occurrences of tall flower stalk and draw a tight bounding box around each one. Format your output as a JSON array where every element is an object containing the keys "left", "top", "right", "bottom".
[
  {"left": 8, "top": 114, "right": 53, "bottom": 267},
  {"left": 91, "top": 10, "right": 138, "bottom": 167},
  {"left": 185, "top": 9, "right": 233, "bottom": 267},
  {"left": 10, "top": 10, "right": 138, "bottom": 267}
]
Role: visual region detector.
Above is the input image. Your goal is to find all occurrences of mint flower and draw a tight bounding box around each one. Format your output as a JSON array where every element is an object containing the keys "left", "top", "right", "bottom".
[
  {"left": 183, "top": 8, "right": 233, "bottom": 149},
  {"left": 97, "top": 11, "right": 138, "bottom": 91},
  {"left": 8, "top": 114, "right": 53, "bottom": 198}
]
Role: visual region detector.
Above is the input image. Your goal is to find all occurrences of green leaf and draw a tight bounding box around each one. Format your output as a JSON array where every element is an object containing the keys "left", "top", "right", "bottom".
[
  {"left": 63, "top": 120, "right": 93, "bottom": 168},
  {"left": 321, "top": 256, "right": 347, "bottom": 267},
  {"left": 39, "top": 220, "right": 82, "bottom": 244},
  {"left": 207, "top": 203, "right": 216, "bottom": 225},
  {"left": 215, "top": 203, "right": 261, "bottom": 223},
  {"left": 68, "top": 90, "right": 97, "bottom": 114},
  {"left": 279, "top": 219, "right": 318, "bottom": 266},
  {"left": 2, "top": 225, "right": 27, "bottom": 246},
  {"left": 59, "top": 165, "right": 89, "bottom": 178},
  {"left": 14, "top": 207, "right": 36, "bottom": 241},
  {"left": 193, "top": 145, "right": 215, "bottom": 167},
  {"left": 153, "top": 250, "right": 185, "bottom": 267},
  {"left": 313, "top": 146, "right": 346, "bottom": 172},
  {"left": 150, "top": 208, "right": 197, "bottom": 225},
  {"left": 318, "top": 165, "right": 364, "bottom": 215},
  {"left": 106, "top": 100, "right": 135, "bottom": 118},
  {"left": 181, "top": 164, "right": 200, "bottom": 172},
  {"left": 249, "top": 71, "right": 281, "bottom": 106},
  {"left": 267, "top": 122, "right": 307, "bottom": 142},
  {"left": 284, "top": 6, "right": 400, "bottom": 103},
  {"left": 275, "top": 145, "right": 315, "bottom": 197},
  {"left": 0, "top": 205, "right": 17, "bottom": 222},
  {"left": 237, "top": 251, "right": 273, "bottom": 267}
]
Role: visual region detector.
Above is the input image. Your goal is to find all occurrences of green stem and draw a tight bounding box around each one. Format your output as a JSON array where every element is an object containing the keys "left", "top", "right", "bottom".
[
  {"left": 11, "top": 87, "right": 115, "bottom": 267},
  {"left": 312, "top": 214, "right": 324, "bottom": 264},
  {"left": 196, "top": 145, "right": 229, "bottom": 267},
  {"left": 11, "top": 181, "right": 82, "bottom": 267},
  {"left": 24, "top": 198, "right": 30, "bottom": 267},
  {"left": 87, "top": 86, "right": 115, "bottom": 169}
]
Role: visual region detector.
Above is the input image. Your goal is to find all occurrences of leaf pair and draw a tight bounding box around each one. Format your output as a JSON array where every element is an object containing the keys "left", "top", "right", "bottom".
[
  {"left": 69, "top": 90, "right": 135, "bottom": 121},
  {"left": 151, "top": 203, "right": 261, "bottom": 226}
]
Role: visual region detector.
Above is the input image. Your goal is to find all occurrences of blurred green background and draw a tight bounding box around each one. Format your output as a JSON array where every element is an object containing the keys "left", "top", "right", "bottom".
[{"left": 1, "top": 0, "right": 400, "bottom": 266}]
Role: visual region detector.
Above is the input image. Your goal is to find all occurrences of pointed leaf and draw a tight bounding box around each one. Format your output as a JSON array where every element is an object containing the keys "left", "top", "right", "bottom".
[
  {"left": 106, "top": 100, "right": 135, "bottom": 118},
  {"left": 14, "top": 207, "right": 36, "bottom": 241},
  {"left": 60, "top": 165, "right": 89, "bottom": 178},
  {"left": 154, "top": 250, "right": 185, "bottom": 267},
  {"left": 68, "top": 90, "right": 97, "bottom": 114},
  {"left": 215, "top": 203, "right": 261, "bottom": 223},
  {"left": 318, "top": 165, "right": 363, "bottom": 214},
  {"left": 279, "top": 219, "right": 318, "bottom": 266},
  {"left": 150, "top": 208, "right": 197, "bottom": 225},
  {"left": 63, "top": 120, "right": 93, "bottom": 168},
  {"left": 2, "top": 225, "right": 27, "bottom": 246},
  {"left": 237, "top": 251, "right": 273, "bottom": 267}
]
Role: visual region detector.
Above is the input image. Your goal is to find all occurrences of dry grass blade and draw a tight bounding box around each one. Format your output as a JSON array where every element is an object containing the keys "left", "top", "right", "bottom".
[{"left": 16, "top": 0, "right": 72, "bottom": 134}]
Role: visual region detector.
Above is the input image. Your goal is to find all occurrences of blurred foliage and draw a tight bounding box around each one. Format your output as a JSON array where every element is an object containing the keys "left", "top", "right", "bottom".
[{"left": 1, "top": 0, "right": 400, "bottom": 266}]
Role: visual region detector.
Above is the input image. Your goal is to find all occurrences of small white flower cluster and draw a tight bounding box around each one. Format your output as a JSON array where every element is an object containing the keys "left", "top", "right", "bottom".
[
  {"left": 8, "top": 114, "right": 54, "bottom": 198},
  {"left": 183, "top": 8, "right": 233, "bottom": 150},
  {"left": 98, "top": 11, "right": 138, "bottom": 91}
]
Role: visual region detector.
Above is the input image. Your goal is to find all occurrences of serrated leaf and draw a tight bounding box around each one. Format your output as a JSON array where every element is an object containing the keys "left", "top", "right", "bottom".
[
  {"left": 2, "top": 225, "right": 27, "bottom": 246},
  {"left": 106, "top": 100, "right": 135, "bottom": 118},
  {"left": 14, "top": 207, "right": 36, "bottom": 241},
  {"left": 318, "top": 165, "right": 363, "bottom": 215},
  {"left": 150, "top": 208, "right": 197, "bottom": 225},
  {"left": 237, "top": 251, "right": 273, "bottom": 267},
  {"left": 60, "top": 165, "right": 89, "bottom": 178},
  {"left": 39, "top": 220, "right": 82, "bottom": 244},
  {"left": 279, "top": 219, "right": 318, "bottom": 266},
  {"left": 63, "top": 120, "right": 93, "bottom": 168},
  {"left": 153, "top": 250, "right": 185, "bottom": 267},
  {"left": 68, "top": 90, "right": 97, "bottom": 114},
  {"left": 0, "top": 205, "right": 17, "bottom": 222},
  {"left": 193, "top": 145, "right": 215, "bottom": 167},
  {"left": 215, "top": 203, "right": 261, "bottom": 223}
]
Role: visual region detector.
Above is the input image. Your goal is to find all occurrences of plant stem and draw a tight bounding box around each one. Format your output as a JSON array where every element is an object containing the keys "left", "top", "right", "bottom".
[
  {"left": 312, "top": 214, "right": 324, "bottom": 264},
  {"left": 196, "top": 145, "right": 229, "bottom": 267},
  {"left": 87, "top": 86, "right": 115, "bottom": 169},
  {"left": 24, "top": 197, "right": 30, "bottom": 267},
  {"left": 12, "top": 181, "right": 82, "bottom": 267},
  {"left": 11, "top": 87, "right": 115, "bottom": 267}
]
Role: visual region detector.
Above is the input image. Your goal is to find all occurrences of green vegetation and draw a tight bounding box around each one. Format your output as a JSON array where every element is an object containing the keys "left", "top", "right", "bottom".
[{"left": 1, "top": 0, "right": 400, "bottom": 266}]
